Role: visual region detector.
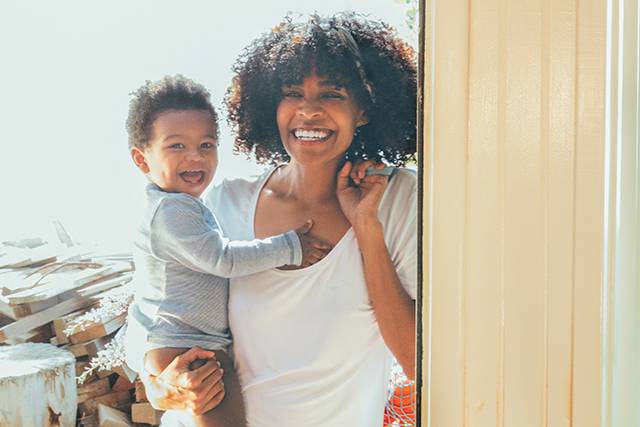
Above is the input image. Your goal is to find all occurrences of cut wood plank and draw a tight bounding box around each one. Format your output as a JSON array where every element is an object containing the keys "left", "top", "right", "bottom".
[
  {"left": 11, "top": 274, "right": 131, "bottom": 319},
  {"left": 131, "top": 403, "right": 163, "bottom": 426},
  {"left": 114, "top": 363, "right": 138, "bottom": 383},
  {"left": 68, "top": 313, "right": 126, "bottom": 344},
  {"left": 4, "top": 322, "right": 54, "bottom": 345},
  {"left": 64, "top": 333, "right": 114, "bottom": 358},
  {"left": 54, "top": 304, "right": 99, "bottom": 345},
  {"left": 78, "top": 376, "right": 112, "bottom": 402},
  {"left": 0, "top": 294, "right": 94, "bottom": 343},
  {"left": 78, "top": 390, "right": 133, "bottom": 416},
  {"left": 76, "top": 360, "right": 99, "bottom": 383},
  {"left": 97, "top": 404, "right": 133, "bottom": 427},
  {"left": 0, "top": 283, "right": 132, "bottom": 342},
  {"left": 85, "top": 333, "right": 117, "bottom": 358},
  {"left": 112, "top": 376, "right": 135, "bottom": 392},
  {"left": 134, "top": 380, "right": 147, "bottom": 403},
  {"left": 78, "top": 377, "right": 112, "bottom": 403},
  {"left": 7, "top": 264, "right": 118, "bottom": 304},
  {"left": 0, "top": 243, "right": 63, "bottom": 269},
  {"left": 78, "top": 413, "right": 98, "bottom": 427}
]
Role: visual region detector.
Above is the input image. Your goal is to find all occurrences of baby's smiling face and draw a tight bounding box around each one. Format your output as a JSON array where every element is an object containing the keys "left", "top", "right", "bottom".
[{"left": 131, "top": 109, "right": 218, "bottom": 198}]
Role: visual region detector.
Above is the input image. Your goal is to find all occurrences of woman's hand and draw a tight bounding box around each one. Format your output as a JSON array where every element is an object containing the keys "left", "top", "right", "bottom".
[
  {"left": 336, "top": 160, "right": 389, "bottom": 230},
  {"left": 142, "top": 347, "right": 226, "bottom": 416}
]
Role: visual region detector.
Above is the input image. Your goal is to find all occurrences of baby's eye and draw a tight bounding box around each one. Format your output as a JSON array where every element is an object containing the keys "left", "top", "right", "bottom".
[
  {"left": 201, "top": 142, "right": 217, "bottom": 149},
  {"left": 169, "top": 143, "right": 184, "bottom": 149}
]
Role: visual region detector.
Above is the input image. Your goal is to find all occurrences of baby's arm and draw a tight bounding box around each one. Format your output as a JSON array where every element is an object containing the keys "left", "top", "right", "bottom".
[{"left": 150, "top": 197, "right": 328, "bottom": 277}]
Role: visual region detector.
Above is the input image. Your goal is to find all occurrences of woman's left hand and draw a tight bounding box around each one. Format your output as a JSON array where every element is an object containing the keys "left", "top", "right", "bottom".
[{"left": 336, "top": 160, "right": 388, "bottom": 229}]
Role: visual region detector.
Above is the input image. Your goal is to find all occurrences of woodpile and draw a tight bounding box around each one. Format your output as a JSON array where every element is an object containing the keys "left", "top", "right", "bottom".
[{"left": 0, "top": 237, "right": 163, "bottom": 426}]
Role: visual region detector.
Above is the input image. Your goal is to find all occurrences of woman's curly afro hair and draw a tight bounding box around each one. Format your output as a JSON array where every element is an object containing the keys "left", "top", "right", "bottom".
[
  {"left": 126, "top": 75, "right": 218, "bottom": 149},
  {"left": 225, "top": 12, "right": 417, "bottom": 166}
]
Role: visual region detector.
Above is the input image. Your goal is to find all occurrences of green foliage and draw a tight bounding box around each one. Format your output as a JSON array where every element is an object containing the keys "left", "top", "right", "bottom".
[{"left": 395, "top": 0, "right": 418, "bottom": 32}]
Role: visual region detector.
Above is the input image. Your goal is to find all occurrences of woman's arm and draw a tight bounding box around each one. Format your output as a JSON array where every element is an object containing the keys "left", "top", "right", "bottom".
[
  {"left": 354, "top": 219, "right": 416, "bottom": 379},
  {"left": 337, "top": 161, "right": 416, "bottom": 379}
]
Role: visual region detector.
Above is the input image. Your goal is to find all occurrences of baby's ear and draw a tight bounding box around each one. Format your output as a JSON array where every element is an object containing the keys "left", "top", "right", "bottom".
[{"left": 131, "top": 147, "right": 150, "bottom": 174}]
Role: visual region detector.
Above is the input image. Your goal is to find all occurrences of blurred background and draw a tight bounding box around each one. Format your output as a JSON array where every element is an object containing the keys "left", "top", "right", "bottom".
[{"left": 0, "top": 0, "right": 417, "bottom": 246}]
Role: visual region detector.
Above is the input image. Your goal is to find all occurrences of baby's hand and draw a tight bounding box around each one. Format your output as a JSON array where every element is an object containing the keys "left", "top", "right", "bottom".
[{"left": 295, "top": 220, "right": 332, "bottom": 267}]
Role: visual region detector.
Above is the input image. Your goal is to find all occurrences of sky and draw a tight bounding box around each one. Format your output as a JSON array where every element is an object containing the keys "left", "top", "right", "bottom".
[{"left": 0, "top": 0, "right": 417, "bottom": 247}]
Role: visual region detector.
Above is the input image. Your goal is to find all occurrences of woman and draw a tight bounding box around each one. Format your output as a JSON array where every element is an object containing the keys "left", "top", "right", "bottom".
[{"left": 137, "top": 12, "right": 417, "bottom": 426}]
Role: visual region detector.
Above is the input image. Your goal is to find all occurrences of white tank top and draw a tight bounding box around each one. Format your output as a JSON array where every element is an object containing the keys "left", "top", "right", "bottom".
[
  {"left": 207, "top": 168, "right": 417, "bottom": 427},
  {"left": 230, "top": 227, "right": 393, "bottom": 426}
]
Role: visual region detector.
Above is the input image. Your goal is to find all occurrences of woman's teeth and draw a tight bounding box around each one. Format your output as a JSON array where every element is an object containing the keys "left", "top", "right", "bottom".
[
  {"left": 180, "top": 171, "right": 204, "bottom": 184},
  {"left": 293, "top": 129, "right": 331, "bottom": 140}
]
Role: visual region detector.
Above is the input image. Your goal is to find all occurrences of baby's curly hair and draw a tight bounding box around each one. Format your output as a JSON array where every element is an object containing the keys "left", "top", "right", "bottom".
[
  {"left": 126, "top": 75, "right": 218, "bottom": 149},
  {"left": 225, "top": 12, "right": 417, "bottom": 166}
]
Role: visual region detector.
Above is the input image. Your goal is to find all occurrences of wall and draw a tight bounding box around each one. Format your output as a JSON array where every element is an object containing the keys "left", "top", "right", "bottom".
[{"left": 420, "top": 0, "right": 638, "bottom": 425}]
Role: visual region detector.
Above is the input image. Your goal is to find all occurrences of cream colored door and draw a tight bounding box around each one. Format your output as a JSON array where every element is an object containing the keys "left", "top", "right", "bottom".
[{"left": 421, "top": 0, "right": 640, "bottom": 425}]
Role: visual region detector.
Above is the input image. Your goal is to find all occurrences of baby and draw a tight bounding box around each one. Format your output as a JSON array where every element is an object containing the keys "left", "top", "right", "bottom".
[{"left": 123, "top": 75, "right": 331, "bottom": 426}]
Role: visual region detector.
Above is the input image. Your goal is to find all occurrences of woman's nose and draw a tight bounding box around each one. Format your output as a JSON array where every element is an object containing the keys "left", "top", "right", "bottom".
[{"left": 297, "top": 99, "right": 323, "bottom": 119}]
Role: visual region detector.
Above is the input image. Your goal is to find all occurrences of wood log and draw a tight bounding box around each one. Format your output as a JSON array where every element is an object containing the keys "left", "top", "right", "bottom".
[
  {"left": 112, "top": 376, "right": 135, "bottom": 392},
  {"left": 134, "top": 380, "right": 147, "bottom": 402},
  {"left": 4, "top": 322, "right": 55, "bottom": 345},
  {"left": 0, "top": 275, "right": 131, "bottom": 320},
  {"left": 63, "top": 333, "right": 113, "bottom": 359},
  {"left": 130, "top": 403, "right": 163, "bottom": 426},
  {"left": 78, "top": 377, "right": 112, "bottom": 403},
  {"left": 0, "top": 294, "right": 95, "bottom": 342},
  {"left": 78, "top": 390, "right": 132, "bottom": 416},
  {"left": 68, "top": 313, "right": 126, "bottom": 344},
  {"left": 97, "top": 404, "right": 132, "bottom": 427},
  {"left": 0, "top": 343, "right": 76, "bottom": 426}
]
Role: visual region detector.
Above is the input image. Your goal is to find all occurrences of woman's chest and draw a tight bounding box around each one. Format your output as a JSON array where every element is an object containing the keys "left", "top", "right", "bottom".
[
  {"left": 228, "top": 234, "right": 377, "bottom": 366},
  {"left": 254, "top": 194, "right": 351, "bottom": 246}
]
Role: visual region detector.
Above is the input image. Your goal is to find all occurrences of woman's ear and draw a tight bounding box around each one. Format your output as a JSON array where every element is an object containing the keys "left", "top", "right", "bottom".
[
  {"left": 131, "top": 147, "right": 150, "bottom": 174},
  {"left": 356, "top": 112, "right": 369, "bottom": 127}
]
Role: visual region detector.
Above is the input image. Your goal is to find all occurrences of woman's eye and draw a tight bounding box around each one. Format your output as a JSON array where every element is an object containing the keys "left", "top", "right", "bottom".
[
  {"left": 282, "top": 90, "right": 302, "bottom": 98},
  {"left": 322, "top": 92, "right": 346, "bottom": 100}
]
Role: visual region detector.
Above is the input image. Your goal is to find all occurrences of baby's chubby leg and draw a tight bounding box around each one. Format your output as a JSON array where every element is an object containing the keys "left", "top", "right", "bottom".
[{"left": 145, "top": 347, "right": 247, "bottom": 427}]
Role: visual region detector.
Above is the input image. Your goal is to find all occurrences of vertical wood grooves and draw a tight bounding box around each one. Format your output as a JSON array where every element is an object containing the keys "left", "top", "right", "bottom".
[
  {"left": 540, "top": 0, "right": 551, "bottom": 424},
  {"left": 568, "top": 0, "right": 579, "bottom": 423},
  {"left": 497, "top": 0, "right": 507, "bottom": 425},
  {"left": 427, "top": 0, "right": 609, "bottom": 423},
  {"left": 462, "top": 0, "right": 472, "bottom": 425}
]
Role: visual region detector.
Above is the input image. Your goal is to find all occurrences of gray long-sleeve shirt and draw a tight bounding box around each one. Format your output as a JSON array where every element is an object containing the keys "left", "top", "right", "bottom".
[{"left": 126, "top": 183, "right": 302, "bottom": 352}]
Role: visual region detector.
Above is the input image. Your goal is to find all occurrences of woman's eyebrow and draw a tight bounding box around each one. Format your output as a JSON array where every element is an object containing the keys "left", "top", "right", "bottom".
[{"left": 319, "top": 80, "right": 345, "bottom": 89}]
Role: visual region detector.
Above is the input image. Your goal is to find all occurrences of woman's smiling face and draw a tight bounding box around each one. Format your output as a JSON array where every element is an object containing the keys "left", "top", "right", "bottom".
[{"left": 276, "top": 71, "right": 367, "bottom": 166}]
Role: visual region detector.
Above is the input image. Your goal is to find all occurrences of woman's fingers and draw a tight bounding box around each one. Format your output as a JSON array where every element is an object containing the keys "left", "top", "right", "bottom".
[
  {"left": 191, "top": 377, "right": 226, "bottom": 415},
  {"left": 174, "top": 347, "right": 216, "bottom": 371},
  {"left": 337, "top": 161, "right": 352, "bottom": 191},
  {"left": 182, "top": 358, "right": 222, "bottom": 389},
  {"left": 351, "top": 159, "right": 377, "bottom": 183}
]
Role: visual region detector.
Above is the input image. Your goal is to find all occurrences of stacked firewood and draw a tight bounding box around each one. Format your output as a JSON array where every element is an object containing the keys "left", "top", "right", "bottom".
[{"left": 0, "top": 237, "right": 162, "bottom": 426}]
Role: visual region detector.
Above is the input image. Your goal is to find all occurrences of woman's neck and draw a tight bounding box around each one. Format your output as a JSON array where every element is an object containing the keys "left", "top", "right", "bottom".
[{"left": 273, "top": 160, "right": 341, "bottom": 205}]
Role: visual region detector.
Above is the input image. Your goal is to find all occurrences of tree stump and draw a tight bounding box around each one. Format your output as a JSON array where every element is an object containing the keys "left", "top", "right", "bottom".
[{"left": 0, "top": 343, "right": 77, "bottom": 426}]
